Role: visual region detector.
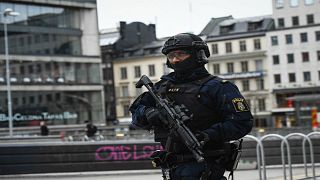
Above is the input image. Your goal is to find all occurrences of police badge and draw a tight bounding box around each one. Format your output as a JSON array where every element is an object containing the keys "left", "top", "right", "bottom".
[{"left": 232, "top": 98, "right": 250, "bottom": 112}]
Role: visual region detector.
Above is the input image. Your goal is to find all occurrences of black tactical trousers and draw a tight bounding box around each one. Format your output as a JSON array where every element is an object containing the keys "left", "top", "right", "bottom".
[{"left": 170, "top": 157, "right": 226, "bottom": 180}]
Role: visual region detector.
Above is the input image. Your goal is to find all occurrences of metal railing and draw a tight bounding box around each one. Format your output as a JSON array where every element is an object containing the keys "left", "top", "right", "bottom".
[{"left": 246, "top": 132, "right": 320, "bottom": 180}]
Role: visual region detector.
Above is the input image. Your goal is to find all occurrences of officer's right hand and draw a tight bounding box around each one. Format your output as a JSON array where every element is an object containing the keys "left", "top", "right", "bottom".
[
  {"left": 144, "top": 107, "right": 167, "bottom": 126},
  {"left": 195, "top": 131, "right": 210, "bottom": 146}
]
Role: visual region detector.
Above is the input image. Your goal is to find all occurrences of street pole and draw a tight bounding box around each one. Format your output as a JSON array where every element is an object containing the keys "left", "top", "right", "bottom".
[
  {"left": 3, "top": 8, "right": 19, "bottom": 137},
  {"left": 4, "top": 15, "right": 13, "bottom": 137}
]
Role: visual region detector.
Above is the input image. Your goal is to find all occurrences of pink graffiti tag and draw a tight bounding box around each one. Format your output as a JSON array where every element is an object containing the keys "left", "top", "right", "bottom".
[{"left": 95, "top": 144, "right": 163, "bottom": 161}]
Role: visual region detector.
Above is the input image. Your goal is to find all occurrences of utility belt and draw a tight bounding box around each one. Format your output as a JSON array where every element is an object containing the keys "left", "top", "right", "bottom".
[
  {"left": 174, "top": 149, "right": 226, "bottom": 164},
  {"left": 150, "top": 139, "right": 243, "bottom": 172}
]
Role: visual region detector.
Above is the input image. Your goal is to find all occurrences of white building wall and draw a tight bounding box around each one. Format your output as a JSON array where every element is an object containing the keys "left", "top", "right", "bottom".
[
  {"left": 268, "top": 0, "right": 320, "bottom": 109},
  {"left": 267, "top": 27, "right": 320, "bottom": 88},
  {"left": 113, "top": 55, "right": 168, "bottom": 118},
  {"left": 272, "top": 0, "right": 320, "bottom": 27},
  {"left": 207, "top": 35, "right": 272, "bottom": 122}
]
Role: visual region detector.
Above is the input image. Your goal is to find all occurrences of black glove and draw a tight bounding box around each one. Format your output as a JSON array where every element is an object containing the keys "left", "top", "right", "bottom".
[
  {"left": 195, "top": 131, "right": 210, "bottom": 146},
  {"left": 144, "top": 107, "right": 167, "bottom": 126},
  {"left": 150, "top": 150, "right": 177, "bottom": 168}
]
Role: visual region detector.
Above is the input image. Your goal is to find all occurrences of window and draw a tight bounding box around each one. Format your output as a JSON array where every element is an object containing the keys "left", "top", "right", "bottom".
[
  {"left": 317, "top": 51, "right": 320, "bottom": 61},
  {"left": 288, "top": 73, "right": 296, "bottom": 82},
  {"left": 306, "top": 14, "right": 314, "bottom": 24},
  {"left": 316, "top": 31, "right": 320, "bottom": 41},
  {"left": 220, "top": 25, "right": 234, "bottom": 34},
  {"left": 292, "top": 16, "right": 299, "bottom": 26},
  {"left": 19, "top": 38, "right": 25, "bottom": 46},
  {"left": 275, "top": 0, "right": 284, "bottom": 8},
  {"left": 148, "top": 64, "right": 155, "bottom": 76},
  {"left": 55, "top": 93, "right": 61, "bottom": 101},
  {"left": 213, "top": 64, "right": 220, "bottom": 74},
  {"left": 248, "top": 22, "right": 262, "bottom": 31},
  {"left": 318, "top": 71, "right": 320, "bottom": 80},
  {"left": 290, "top": 0, "right": 299, "bottom": 7},
  {"left": 121, "top": 85, "right": 129, "bottom": 97},
  {"left": 227, "top": 62, "right": 234, "bottom": 73},
  {"left": 303, "top": 71, "right": 311, "bottom": 81},
  {"left": 22, "top": 97, "right": 26, "bottom": 104},
  {"left": 278, "top": 18, "right": 285, "bottom": 28},
  {"left": 300, "top": 33, "right": 308, "bottom": 42},
  {"left": 13, "top": 98, "right": 19, "bottom": 106},
  {"left": 305, "top": 0, "right": 314, "bottom": 5},
  {"left": 211, "top": 44, "right": 218, "bottom": 54},
  {"left": 271, "top": 36, "right": 278, "bottom": 46},
  {"left": 46, "top": 94, "right": 52, "bottom": 102},
  {"left": 242, "top": 80, "right": 250, "bottom": 91},
  {"left": 225, "top": 42, "right": 232, "bottom": 53},
  {"left": 120, "top": 67, "right": 127, "bottom": 79},
  {"left": 239, "top": 41, "right": 246, "bottom": 52},
  {"left": 123, "top": 104, "right": 130, "bottom": 116},
  {"left": 255, "top": 59, "right": 263, "bottom": 71},
  {"left": 38, "top": 95, "right": 42, "bottom": 103},
  {"left": 134, "top": 66, "right": 141, "bottom": 78},
  {"left": 287, "top": 53, "right": 294, "bottom": 63},
  {"left": 20, "top": 66, "right": 25, "bottom": 75},
  {"left": 29, "top": 96, "right": 35, "bottom": 104},
  {"left": 254, "top": 39, "right": 261, "bottom": 50},
  {"left": 258, "top": 98, "right": 266, "bottom": 111},
  {"left": 285, "top": 34, "right": 293, "bottom": 44},
  {"left": 302, "top": 52, "right": 309, "bottom": 62},
  {"left": 241, "top": 61, "right": 248, "bottom": 72},
  {"left": 273, "top": 55, "right": 280, "bottom": 64},
  {"left": 256, "top": 78, "right": 264, "bottom": 90},
  {"left": 274, "top": 74, "right": 281, "bottom": 83},
  {"left": 28, "top": 65, "right": 34, "bottom": 73}
]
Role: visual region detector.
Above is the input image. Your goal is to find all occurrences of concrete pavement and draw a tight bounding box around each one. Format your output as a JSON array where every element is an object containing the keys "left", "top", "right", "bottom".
[{"left": 1, "top": 165, "right": 319, "bottom": 180}]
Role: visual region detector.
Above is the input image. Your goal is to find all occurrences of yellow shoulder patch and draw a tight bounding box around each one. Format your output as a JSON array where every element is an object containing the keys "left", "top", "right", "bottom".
[{"left": 232, "top": 98, "right": 250, "bottom": 112}]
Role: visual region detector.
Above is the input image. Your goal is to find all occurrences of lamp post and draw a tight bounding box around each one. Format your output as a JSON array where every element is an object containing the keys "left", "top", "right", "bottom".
[{"left": 3, "top": 8, "right": 19, "bottom": 137}]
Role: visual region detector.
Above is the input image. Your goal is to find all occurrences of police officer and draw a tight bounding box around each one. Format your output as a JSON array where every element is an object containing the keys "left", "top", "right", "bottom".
[{"left": 129, "top": 33, "right": 253, "bottom": 180}]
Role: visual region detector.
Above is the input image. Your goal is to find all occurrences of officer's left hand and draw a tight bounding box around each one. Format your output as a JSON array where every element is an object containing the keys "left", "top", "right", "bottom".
[
  {"left": 144, "top": 107, "right": 167, "bottom": 126},
  {"left": 195, "top": 131, "right": 210, "bottom": 146}
]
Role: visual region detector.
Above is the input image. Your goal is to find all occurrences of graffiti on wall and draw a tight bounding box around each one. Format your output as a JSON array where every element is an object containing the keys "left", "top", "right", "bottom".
[{"left": 95, "top": 144, "right": 163, "bottom": 161}]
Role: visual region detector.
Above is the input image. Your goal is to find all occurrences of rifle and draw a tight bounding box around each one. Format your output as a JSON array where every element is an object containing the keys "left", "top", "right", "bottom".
[{"left": 136, "top": 75, "right": 204, "bottom": 163}]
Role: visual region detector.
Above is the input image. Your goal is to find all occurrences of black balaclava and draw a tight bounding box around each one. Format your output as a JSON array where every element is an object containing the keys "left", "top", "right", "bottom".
[{"left": 168, "top": 49, "right": 202, "bottom": 73}]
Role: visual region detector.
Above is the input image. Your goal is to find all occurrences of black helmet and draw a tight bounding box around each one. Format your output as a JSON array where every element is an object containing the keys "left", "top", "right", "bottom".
[{"left": 162, "top": 33, "right": 210, "bottom": 70}]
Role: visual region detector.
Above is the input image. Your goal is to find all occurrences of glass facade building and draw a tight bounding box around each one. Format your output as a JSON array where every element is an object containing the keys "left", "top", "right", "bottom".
[
  {"left": 0, "top": 2, "right": 82, "bottom": 55},
  {"left": 0, "top": 0, "right": 104, "bottom": 128}
]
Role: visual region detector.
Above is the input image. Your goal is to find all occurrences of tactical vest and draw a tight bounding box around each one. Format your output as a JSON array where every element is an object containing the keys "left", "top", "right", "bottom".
[
  {"left": 156, "top": 75, "right": 224, "bottom": 153},
  {"left": 158, "top": 75, "right": 222, "bottom": 131}
]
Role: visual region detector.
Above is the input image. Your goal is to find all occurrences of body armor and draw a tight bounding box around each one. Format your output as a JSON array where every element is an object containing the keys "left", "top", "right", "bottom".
[{"left": 155, "top": 75, "right": 224, "bottom": 154}]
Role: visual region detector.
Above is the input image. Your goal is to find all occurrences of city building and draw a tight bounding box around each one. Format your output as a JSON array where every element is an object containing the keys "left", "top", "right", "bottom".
[
  {"left": 267, "top": 0, "right": 320, "bottom": 128},
  {"left": 201, "top": 15, "right": 274, "bottom": 127},
  {"left": 0, "top": 0, "right": 105, "bottom": 129},
  {"left": 102, "top": 22, "right": 170, "bottom": 124}
]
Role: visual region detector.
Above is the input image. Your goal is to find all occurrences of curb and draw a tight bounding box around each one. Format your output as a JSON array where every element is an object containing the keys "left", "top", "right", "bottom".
[{"left": 0, "top": 169, "right": 161, "bottom": 178}]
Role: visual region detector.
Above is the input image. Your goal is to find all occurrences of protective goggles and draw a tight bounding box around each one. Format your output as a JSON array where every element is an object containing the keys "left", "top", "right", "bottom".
[{"left": 166, "top": 50, "right": 191, "bottom": 61}]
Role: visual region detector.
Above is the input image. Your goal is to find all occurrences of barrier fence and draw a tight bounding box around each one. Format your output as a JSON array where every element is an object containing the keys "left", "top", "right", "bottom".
[
  {"left": 245, "top": 132, "right": 320, "bottom": 180},
  {"left": 0, "top": 132, "right": 319, "bottom": 177}
]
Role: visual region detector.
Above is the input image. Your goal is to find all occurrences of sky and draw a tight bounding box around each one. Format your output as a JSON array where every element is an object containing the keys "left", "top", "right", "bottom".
[{"left": 96, "top": 0, "right": 273, "bottom": 38}]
